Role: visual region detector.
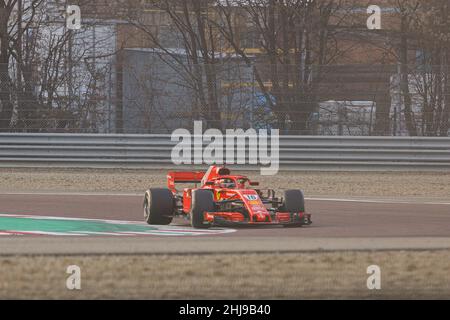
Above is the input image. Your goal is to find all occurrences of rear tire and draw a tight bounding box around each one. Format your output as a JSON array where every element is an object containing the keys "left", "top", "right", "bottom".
[
  {"left": 144, "top": 188, "right": 174, "bottom": 225},
  {"left": 190, "top": 190, "right": 214, "bottom": 229},
  {"left": 283, "top": 189, "right": 305, "bottom": 213}
]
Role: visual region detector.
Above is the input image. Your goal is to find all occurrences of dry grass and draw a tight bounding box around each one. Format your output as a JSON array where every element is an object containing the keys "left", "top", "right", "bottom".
[
  {"left": 1, "top": 251, "right": 449, "bottom": 299},
  {"left": 0, "top": 168, "right": 450, "bottom": 198}
]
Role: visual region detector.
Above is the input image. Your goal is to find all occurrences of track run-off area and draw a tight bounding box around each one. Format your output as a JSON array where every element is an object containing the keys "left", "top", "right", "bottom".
[{"left": 1, "top": 192, "right": 450, "bottom": 254}]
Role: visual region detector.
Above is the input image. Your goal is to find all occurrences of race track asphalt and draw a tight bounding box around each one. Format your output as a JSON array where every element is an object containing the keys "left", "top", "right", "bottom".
[{"left": 1, "top": 193, "right": 450, "bottom": 254}]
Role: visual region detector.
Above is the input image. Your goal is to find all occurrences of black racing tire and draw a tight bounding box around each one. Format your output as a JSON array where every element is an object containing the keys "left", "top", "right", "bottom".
[
  {"left": 283, "top": 189, "right": 305, "bottom": 213},
  {"left": 144, "top": 188, "right": 174, "bottom": 225},
  {"left": 190, "top": 190, "right": 214, "bottom": 229}
]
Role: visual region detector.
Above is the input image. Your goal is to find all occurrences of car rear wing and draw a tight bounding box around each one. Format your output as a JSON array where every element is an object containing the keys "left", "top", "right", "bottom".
[{"left": 167, "top": 171, "right": 205, "bottom": 192}]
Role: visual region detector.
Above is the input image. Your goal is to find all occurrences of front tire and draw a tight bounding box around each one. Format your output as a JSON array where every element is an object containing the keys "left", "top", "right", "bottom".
[
  {"left": 283, "top": 189, "right": 305, "bottom": 213},
  {"left": 144, "top": 188, "right": 174, "bottom": 225},
  {"left": 190, "top": 190, "right": 214, "bottom": 229}
]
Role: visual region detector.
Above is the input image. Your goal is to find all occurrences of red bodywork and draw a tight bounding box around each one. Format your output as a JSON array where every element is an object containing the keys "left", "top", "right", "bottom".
[{"left": 167, "top": 166, "right": 312, "bottom": 227}]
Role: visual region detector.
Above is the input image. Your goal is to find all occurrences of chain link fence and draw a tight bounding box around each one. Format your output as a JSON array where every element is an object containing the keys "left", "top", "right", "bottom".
[
  {"left": 0, "top": 1, "right": 449, "bottom": 136},
  {"left": 2, "top": 59, "right": 449, "bottom": 136}
]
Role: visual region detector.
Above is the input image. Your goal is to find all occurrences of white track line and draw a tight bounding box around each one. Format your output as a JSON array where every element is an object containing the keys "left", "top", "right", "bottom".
[
  {"left": 0, "top": 192, "right": 141, "bottom": 197},
  {"left": 1, "top": 191, "right": 450, "bottom": 205},
  {"left": 0, "top": 230, "right": 88, "bottom": 236},
  {"left": 305, "top": 197, "right": 450, "bottom": 206}
]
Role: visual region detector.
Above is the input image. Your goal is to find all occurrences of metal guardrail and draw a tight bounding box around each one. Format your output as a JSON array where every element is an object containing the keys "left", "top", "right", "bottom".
[{"left": 0, "top": 133, "right": 449, "bottom": 171}]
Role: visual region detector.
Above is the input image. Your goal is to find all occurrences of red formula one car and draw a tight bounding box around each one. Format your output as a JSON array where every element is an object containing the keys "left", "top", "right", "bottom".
[{"left": 143, "top": 166, "right": 312, "bottom": 229}]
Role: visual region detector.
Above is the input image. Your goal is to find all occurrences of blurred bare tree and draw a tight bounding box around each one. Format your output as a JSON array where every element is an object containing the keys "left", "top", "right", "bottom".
[{"left": 0, "top": 0, "right": 110, "bottom": 132}]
